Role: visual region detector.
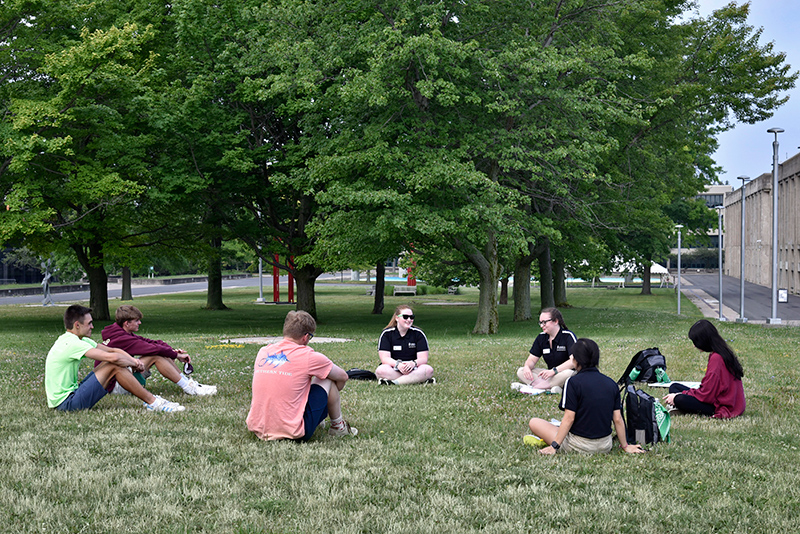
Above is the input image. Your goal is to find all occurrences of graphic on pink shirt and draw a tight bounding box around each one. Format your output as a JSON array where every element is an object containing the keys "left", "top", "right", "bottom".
[{"left": 258, "top": 351, "right": 289, "bottom": 368}]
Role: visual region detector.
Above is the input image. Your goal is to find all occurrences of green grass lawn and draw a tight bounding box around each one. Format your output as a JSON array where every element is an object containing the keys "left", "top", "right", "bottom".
[{"left": 1, "top": 286, "right": 798, "bottom": 533}]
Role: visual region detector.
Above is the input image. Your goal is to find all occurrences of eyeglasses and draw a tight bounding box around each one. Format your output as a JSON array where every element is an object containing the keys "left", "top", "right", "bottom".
[
  {"left": 399, "top": 314, "right": 415, "bottom": 320},
  {"left": 306, "top": 332, "right": 315, "bottom": 340},
  {"left": 538, "top": 318, "right": 555, "bottom": 326}
]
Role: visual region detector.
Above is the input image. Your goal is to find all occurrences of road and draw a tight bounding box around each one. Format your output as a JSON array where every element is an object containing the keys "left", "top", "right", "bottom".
[
  {"left": 0, "top": 273, "right": 349, "bottom": 306},
  {"left": 681, "top": 272, "right": 800, "bottom": 325}
]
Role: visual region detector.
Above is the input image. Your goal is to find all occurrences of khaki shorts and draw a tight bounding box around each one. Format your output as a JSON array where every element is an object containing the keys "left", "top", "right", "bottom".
[{"left": 561, "top": 432, "right": 612, "bottom": 454}]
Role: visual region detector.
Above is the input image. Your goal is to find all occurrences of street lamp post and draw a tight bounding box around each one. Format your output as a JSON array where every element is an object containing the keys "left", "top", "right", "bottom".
[
  {"left": 716, "top": 206, "right": 725, "bottom": 321},
  {"left": 767, "top": 127, "right": 784, "bottom": 325},
  {"left": 736, "top": 175, "right": 750, "bottom": 323},
  {"left": 256, "top": 256, "right": 265, "bottom": 303},
  {"left": 676, "top": 224, "right": 683, "bottom": 315}
]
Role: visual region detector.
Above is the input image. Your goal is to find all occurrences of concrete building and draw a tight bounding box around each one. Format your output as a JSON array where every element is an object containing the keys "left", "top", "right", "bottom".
[{"left": 723, "top": 151, "right": 800, "bottom": 295}]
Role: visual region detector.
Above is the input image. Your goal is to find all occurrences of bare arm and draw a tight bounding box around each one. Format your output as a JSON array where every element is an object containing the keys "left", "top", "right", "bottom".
[
  {"left": 540, "top": 410, "right": 575, "bottom": 455},
  {"left": 85, "top": 345, "right": 145, "bottom": 372},
  {"left": 521, "top": 354, "right": 541, "bottom": 382},
  {"left": 326, "top": 363, "right": 349, "bottom": 391}
]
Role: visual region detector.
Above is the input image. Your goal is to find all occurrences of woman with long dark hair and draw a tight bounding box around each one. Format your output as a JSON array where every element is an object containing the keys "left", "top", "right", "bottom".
[{"left": 662, "top": 320, "right": 745, "bottom": 418}]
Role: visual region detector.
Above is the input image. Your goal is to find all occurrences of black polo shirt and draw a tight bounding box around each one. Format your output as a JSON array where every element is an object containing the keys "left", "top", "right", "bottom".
[
  {"left": 378, "top": 327, "right": 429, "bottom": 362},
  {"left": 529, "top": 328, "right": 577, "bottom": 369},
  {"left": 559, "top": 367, "right": 621, "bottom": 439}
]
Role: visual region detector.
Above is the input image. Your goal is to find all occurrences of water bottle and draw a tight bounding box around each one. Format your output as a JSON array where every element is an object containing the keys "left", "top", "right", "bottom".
[{"left": 655, "top": 367, "right": 670, "bottom": 383}]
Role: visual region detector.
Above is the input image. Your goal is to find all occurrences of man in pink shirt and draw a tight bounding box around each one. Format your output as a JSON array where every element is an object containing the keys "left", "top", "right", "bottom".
[{"left": 246, "top": 310, "right": 357, "bottom": 441}]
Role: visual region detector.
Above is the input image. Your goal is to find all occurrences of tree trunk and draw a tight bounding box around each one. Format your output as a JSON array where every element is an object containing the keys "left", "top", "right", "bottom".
[
  {"left": 640, "top": 262, "right": 652, "bottom": 295},
  {"left": 499, "top": 276, "right": 509, "bottom": 305},
  {"left": 537, "top": 239, "right": 555, "bottom": 310},
  {"left": 458, "top": 231, "right": 500, "bottom": 335},
  {"left": 206, "top": 238, "right": 228, "bottom": 310},
  {"left": 121, "top": 266, "right": 133, "bottom": 301},
  {"left": 372, "top": 260, "right": 385, "bottom": 314},
  {"left": 72, "top": 243, "right": 110, "bottom": 320},
  {"left": 553, "top": 257, "right": 569, "bottom": 307},
  {"left": 513, "top": 258, "right": 533, "bottom": 321},
  {"left": 294, "top": 263, "right": 323, "bottom": 320}
]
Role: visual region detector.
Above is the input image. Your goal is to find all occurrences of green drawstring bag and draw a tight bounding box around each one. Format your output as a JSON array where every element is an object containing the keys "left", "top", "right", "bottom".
[{"left": 653, "top": 400, "right": 671, "bottom": 443}]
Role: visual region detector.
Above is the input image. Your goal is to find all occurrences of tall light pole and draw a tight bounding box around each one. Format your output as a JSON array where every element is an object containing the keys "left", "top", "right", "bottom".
[
  {"left": 256, "top": 256, "right": 265, "bottom": 303},
  {"left": 716, "top": 206, "right": 725, "bottom": 321},
  {"left": 736, "top": 175, "right": 750, "bottom": 323},
  {"left": 767, "top": 127, "right": 784, "bottom": 325},
  {"left": 676, "top": 224, "right": 683, "bottom": 315}
]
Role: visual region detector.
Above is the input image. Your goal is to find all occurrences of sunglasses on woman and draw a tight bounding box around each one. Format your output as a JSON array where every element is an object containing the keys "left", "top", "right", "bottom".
[{"left": 399, "top": 314, "right": 415, "bottom": 320}]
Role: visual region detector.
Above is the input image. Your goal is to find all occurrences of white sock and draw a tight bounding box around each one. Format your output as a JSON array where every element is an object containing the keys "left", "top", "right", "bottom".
[
  {"left": 330, "top": 416, "right": 345, "bottom": 428},
  {"left": 176, "top": 376, "right": 189, "bottom": 389}
]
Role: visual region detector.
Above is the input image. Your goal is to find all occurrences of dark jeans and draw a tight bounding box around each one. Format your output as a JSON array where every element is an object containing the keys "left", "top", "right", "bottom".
[{"left": 669, "top": 383, "right": 715, "bottom": 416}]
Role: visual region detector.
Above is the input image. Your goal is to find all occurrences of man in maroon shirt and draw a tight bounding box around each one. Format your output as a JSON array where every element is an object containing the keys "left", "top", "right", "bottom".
[{"left": 100, "top": 305, "right": 217, "bottom": 396}]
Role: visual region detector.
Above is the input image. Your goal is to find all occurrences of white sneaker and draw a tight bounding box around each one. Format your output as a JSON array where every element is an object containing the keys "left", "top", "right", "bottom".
[
  {"left": 511, "top": 382, "right": 546, "bottom": 395},
  {"left": 183, "top": 378, "right": 217, "bottom": 396},
  {"left": 550, "top": 386, "right": 563, "bottom": 395},
  {"left": 145, "top": 395, "right": 186, "bottom": 413}
]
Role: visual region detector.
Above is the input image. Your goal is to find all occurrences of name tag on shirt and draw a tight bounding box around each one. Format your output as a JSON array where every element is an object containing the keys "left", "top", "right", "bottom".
[
  {"left": 393, "top": 345, "right": 402, "bottom": 351},
  {"left": 543, "top": 348, "right": 551, "bottom": 354}
]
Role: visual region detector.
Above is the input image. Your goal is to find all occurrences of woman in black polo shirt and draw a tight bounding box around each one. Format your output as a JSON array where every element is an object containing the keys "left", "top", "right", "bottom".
[
  {"left": 514, "top": 307, "right": 577, "bottom": 392},
  {"left": 527, "top": 338, "right": 644, "bottom": 455},
  {"left": 375, "top": 305, "right": 435, "bottom": 385}
]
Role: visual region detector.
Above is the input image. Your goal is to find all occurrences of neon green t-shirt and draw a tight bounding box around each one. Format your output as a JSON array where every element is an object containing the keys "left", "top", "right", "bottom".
[{"left": 44, "top": 332, "right": 98, "bottom": 408}]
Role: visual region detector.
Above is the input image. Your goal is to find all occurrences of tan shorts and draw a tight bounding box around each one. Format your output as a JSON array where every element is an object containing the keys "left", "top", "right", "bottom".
[{"left": 561, "top": 432, "right": 612, "bottom": 454}]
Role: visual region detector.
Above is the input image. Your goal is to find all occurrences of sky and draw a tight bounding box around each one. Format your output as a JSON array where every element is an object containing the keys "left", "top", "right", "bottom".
[{"left": 694, "top": 1, "right": 800, "bottom": 184}]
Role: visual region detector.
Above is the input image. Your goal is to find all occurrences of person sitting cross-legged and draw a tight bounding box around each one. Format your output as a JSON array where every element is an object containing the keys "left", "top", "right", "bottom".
[
  {"left": 99, "top": 305, "right": 217, "bottom": 397},
  {"left": 375, "top": 305, "right": 435, "bottom": 385},
  {"left": 45, "top": 305, "right": 185, "bottom": 413}
]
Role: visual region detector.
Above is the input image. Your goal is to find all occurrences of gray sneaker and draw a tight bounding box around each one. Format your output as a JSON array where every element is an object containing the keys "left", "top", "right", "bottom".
[{"left": 328, "top": 421, "right": 358, "bottom": 437}]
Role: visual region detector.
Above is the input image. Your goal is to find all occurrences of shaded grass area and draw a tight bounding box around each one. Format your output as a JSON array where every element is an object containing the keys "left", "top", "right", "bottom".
[{"left": 1, "top": 286, "right": 798, "bottom": 533}]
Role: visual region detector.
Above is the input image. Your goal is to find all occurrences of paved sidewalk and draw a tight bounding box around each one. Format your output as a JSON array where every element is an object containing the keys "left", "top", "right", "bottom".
[{"left": 680, "top": 273, "right": 800, "bottom": 326}]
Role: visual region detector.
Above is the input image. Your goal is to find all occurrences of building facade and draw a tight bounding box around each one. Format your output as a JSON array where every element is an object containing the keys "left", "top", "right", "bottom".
[{"left": 723, "top": 151, "right": 800, "bottom": 295}]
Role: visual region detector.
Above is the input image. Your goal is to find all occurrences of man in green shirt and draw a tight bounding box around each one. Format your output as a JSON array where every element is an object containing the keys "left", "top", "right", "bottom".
[{"left": 45, "top": 305, "right": 185, "bottom": 413}]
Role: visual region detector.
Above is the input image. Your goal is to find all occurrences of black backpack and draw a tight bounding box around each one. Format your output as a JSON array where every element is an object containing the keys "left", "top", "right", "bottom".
[
  {"left": 623, "top": 385, "right": 659, "bottom": 445},
  {"left": 346, "top": 368, "right": 377, "bottom": 381},
  {"left": 618, "top": 347, "right": 668, "bottom": 385}
]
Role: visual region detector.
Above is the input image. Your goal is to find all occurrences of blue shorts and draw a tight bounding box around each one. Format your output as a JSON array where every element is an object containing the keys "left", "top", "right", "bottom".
[
  {"left": 298, "top": 384, "right": 329, "bottom": 442},
  {"left": 56, "top": 372, "right": 107, "bottom": 412}
]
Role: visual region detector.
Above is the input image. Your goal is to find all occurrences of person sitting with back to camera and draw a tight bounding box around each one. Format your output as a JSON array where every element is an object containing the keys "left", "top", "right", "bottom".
[
  {"left": 375, "top": 305, "right": 435, "bottom": 385},
  {"left": 246, "top": 310, "right": 357, "bottom": 441},
  {"left": 513, "top": 307, "right": 577, "bottom": 394},
  {"left": 100, "top": 305, "right": 217, "bottom": 396},
  {"left": 527, "top": 338, "right": 644, "bottom": 455},
  {"left": 662, "top": 319, "right": 745, "bottom": 418}
]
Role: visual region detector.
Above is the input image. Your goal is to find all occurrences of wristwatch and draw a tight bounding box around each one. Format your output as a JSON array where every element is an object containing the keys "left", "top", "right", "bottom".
[{"left": 551, "top": 441, "right": 561, "bottom": 451}]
